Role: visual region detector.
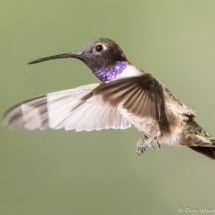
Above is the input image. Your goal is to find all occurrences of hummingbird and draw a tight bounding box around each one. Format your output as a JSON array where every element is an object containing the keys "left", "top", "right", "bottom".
[{"left": 3, "top": 38, "right": 215, "bottom": 160}]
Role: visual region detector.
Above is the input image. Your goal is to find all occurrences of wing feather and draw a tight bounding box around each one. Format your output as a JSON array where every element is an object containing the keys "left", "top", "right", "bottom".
[
  {"left": 94, "top": 74, "right": 164, "bottom": 120},
  {"left": 3, "top": 83, "right": 132, "bottom": 131},
  {"left": 3, "top": 74, "right": 164, "bottom": 132}
]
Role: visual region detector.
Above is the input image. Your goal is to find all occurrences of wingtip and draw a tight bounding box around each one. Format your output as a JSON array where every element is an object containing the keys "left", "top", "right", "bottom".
[{"left": 2, "top": 117, "right": 9, "bottom": 127}]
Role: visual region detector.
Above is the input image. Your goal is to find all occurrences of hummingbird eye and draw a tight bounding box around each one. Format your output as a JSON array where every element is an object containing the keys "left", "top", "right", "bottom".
[{"left": 95, "top": 45, "right": 103, "bottom": 52}]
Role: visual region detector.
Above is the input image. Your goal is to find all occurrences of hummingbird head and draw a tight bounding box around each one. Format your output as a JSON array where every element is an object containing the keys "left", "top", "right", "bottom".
[{"left": 29, "top": 38, "right": 128, "bottom": 82}]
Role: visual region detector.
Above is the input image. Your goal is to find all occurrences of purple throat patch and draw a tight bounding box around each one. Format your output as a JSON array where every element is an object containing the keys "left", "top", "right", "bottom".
[{"left": 93, "top": 61, "right": 126, "bottom": 82}]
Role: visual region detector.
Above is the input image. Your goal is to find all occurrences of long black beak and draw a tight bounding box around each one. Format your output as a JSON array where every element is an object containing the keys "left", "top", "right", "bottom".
[{"left": 28, "top": 51, "right": 83, "bottom": 64}]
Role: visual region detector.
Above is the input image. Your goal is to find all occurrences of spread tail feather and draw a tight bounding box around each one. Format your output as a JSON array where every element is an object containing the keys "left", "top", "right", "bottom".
[{"left": 189, "top": 146, "right": 215, "bottom": 160}]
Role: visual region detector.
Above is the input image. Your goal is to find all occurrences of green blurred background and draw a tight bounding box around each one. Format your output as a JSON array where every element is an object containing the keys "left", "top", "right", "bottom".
[{"left": 1, "top": 0, "right": 215, "bottom": 214}]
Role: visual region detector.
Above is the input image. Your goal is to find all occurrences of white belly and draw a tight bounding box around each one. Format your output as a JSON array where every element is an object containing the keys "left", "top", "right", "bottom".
[
  {"left": 119, "top": 108, "right": 184, "bottom": 146},
  {"left": 119, "top": 109, "right": 160, "bottom": 139}
]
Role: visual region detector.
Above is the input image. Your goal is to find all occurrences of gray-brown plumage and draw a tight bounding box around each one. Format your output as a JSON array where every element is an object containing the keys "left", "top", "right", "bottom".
[{"left": 3, "top": 38, "right": 215, "bottom": 160}]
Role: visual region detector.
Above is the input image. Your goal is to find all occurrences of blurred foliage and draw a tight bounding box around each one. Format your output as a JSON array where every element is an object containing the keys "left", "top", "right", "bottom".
[{"left": 1, "top": 0, "right": 215, "bottom": 214}]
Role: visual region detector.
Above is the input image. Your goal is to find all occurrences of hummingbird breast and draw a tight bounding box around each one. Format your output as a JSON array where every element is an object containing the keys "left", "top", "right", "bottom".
[
  {"left": 119, "top": 106, "right": 183, "bottom": 146},
  {"left": 119, "top": 108, "right": 161, "bottom": 139}
]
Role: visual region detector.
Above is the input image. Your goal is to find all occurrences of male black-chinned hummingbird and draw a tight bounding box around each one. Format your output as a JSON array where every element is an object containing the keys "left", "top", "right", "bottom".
[{"left": 3, "top": 38, "right": 215, "bottom": 160}]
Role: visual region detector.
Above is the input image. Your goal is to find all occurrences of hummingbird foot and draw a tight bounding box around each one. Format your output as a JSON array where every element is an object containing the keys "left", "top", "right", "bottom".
[
  {"left": 155, "top": 138, "right": 161, "bottom": 149},
  {"left": 136, "top": 136, "right": 153, "bottom": 155}
]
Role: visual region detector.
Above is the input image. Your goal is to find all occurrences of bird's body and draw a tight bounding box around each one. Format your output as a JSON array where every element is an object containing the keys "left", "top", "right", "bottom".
[
  {"left": 3, "top": 38, "right": 215, "bottom": 159},
  {"left": 104, "top": 62, "right": 215, "bottom": 148}
]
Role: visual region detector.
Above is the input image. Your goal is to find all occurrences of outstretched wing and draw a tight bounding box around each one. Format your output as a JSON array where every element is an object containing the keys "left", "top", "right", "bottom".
[
  {"left": 94, "top": 73, "right": 164, "bottom": 120},
  {"left": 3, "top": 84, "right": 132, "bottom": 131},
  {"left": 3, "top": 74, "right": 164, "bottom": 131}
]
